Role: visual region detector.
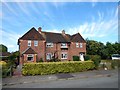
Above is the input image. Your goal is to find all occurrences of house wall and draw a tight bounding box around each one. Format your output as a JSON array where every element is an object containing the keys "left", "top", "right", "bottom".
[
  {"left": 19, "top": 40, "right": 45, "bottom": 63},
  {"left": 19, "top": 40, "right": 86, "bottom": 64},
  {"left": 70, "top": 42, "right": 86, "bottom": 60}
]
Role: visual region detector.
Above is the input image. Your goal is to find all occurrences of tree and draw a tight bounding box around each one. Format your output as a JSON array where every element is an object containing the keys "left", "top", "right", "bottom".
[
  {"left": 86, "top": 39, "right": 120, "bottom": 59},
  {"left": 0, "top": 44, "right": 8, "bottom": 52}
]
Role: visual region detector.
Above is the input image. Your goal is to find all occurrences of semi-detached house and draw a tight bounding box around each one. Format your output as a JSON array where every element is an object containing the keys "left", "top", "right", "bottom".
[{"left": 18, "top": 27, "right": 86, "bottom": 64}]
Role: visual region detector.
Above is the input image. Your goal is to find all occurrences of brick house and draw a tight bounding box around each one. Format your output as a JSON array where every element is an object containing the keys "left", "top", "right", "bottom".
[{"left": 18, "top": 27, "right": 86, "bottom": 64}]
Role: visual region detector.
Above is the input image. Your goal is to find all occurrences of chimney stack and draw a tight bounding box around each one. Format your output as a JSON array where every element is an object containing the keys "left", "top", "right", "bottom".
[
  {"left": 38, "top": 27, "right": 42, "bottom": 33},
  {"left": 62, "top": 30, "right": 65, "bottom": 35}
]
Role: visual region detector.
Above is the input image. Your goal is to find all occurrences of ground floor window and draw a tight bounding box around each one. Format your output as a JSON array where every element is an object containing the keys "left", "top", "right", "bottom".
[
  {"left": 27, "top": 54, "right": 34, "bottom": 61},
  {"left": 61, "top": 52, "right": 67, "bottom": 59},
  {"left": 46, "top": 53, "right": 53, "bottom": 60}
]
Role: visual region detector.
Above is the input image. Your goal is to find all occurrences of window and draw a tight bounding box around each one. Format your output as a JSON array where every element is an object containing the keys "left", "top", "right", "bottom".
[
  {"left": 61, "top": 53, "right": 67, "bottom": 59},
  {"left": 46, "top": 43, "right": 53, "bottom": 47},
  {"left": 76, "top": 43, "right": 79, "bottom": 48},
  {"left": 34, "top": 40, "right": 38, "bottom": 46},
  {"left": 61, "top": 43, "right": 67, "bottom": 48},
  {"left": 46, "top": 53, "right": 53, "bottom": 60},
  {"left": 28, "top": 40, "right": 31, "bottom": 46},
  {"left": 80, "top": 43, "right": 83, "bottom": 48},
  {"left": 61, "top": 43, "right": 67, "bottom": 46},
  {"left": 27, "top": 54, "right": 34, "bottom": 61}
]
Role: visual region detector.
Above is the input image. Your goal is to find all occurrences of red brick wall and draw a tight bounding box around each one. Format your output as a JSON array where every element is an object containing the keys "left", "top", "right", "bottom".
[
  {"left": 19, "top": 40, "right": 86, "bottom": 63},
  {"left": 70, "top": 42, "right": 86, "bottom": 60},
  {"left": 19, "top": 40, "right": 45, "bottom": 63}
]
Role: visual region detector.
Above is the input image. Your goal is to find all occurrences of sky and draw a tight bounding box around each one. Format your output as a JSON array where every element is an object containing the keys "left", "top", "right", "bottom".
[{"left": 0, "top": 0, "right": 119, "bottom": 52}]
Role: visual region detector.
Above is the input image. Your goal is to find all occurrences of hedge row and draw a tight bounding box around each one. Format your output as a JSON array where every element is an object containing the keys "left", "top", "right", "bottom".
[{"left": 22, "top": 61, "right": 95, "bottom": 76}]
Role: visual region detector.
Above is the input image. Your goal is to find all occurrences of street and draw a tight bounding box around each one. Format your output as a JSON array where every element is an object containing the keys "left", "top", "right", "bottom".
[{"left": 3, "top": 70, "right": 118, "bottom": 88}]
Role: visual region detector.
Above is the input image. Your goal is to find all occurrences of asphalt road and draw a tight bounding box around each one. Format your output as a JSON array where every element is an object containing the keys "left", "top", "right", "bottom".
[{"left": 3, "top": 73, "right": 118, "bottom": 88}]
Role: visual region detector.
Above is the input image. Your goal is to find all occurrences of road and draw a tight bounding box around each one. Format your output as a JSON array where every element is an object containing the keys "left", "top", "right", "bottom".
[{"left": 3, "top": 73, "right": 118, "bottom": 88}]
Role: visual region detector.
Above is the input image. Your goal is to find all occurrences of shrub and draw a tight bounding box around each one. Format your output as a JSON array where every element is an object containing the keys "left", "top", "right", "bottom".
[
  {"left": 73, "top": 56, "right": 79, "bottom": 61},
  {"left": 39, "top": 58, "right": 43, "bottom": 62},
  {"left": 0, "top": 61, "right": 12, "bottom": 78},
  {"left": 22, "top": 61, "right": 95, "bottom": 76},
  {"left": 84, "top": 55, "right": 90, "bottom": 61},
  {"left": 89, "top": 55, "right": 101, "bottom": 69}
]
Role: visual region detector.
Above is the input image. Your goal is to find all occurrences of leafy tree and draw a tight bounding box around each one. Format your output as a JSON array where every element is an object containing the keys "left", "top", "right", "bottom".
[
  {"left": 0, "top": 44, "right": 8, "bottom": 52},
  {"left": 86, "top": 39, "right": 120, "bottom": 59}
]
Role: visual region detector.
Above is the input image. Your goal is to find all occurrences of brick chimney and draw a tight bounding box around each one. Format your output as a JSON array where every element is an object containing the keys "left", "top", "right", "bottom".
[
  {"left": 62, "top": 30, "right": 65, "bottom": 35},
  {"left": 38, "top": 27, "right": 42, "bottom": 33}
]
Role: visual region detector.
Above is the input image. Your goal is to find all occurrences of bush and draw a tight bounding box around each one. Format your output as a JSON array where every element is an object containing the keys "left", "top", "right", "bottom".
[
  {"left": 73, "top": 56, "right": 79, "bottom": 61},
  {"left": 89, "top": 55, "right": 101, "bottom": 69},
  {"left": 111, "top": 60, "right": 120, "bottom": 69},
  {"left": 84, "top": 55, "right": 90, "bottom": 61},
  {"left": 0, "top": 61, "right": 11, "bottom": 78},
  {"left": 22, "top": 61, "right": 95, "bottom": 76},
  {"left": 39, "top": 58, "right": 43, "bottom": 62}
]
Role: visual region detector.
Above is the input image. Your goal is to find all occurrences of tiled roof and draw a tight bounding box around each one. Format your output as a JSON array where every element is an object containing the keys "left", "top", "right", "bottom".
[
  {"left": 19, "top": 27, "right": 86, "bottom": 43},
  {"left": 71, "top": 33, "right": 86, "bottom": 43},
  {"left": 19, "top": 27, "right": 45, "bottom": 40},
  {"left": 42, "top": 32, "right": 70, "bottom": 43},
  {"left": 0, "top": 52, "right": 11, "bottom": 57},
  {"left": 22, "top": 47, "right": 37, "bottom": 54}
]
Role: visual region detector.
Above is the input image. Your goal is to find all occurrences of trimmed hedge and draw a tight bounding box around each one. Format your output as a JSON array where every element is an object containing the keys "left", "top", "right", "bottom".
[{"left": 22, "top": 61, "right": 95, "bottom": 76}]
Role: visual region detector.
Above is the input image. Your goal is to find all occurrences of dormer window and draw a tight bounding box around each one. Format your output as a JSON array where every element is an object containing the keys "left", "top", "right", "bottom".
[
  {"left": 28, "top": 40, "right": 31, "bottom": 46},
  {"left": 46, "top": 43, "right": 53, "bottom": 47}
]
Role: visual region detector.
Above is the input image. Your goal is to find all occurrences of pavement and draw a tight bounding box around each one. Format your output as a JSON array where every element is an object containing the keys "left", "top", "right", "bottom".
[{"left": 2, "top": 68, "right": 118, "bottom": 87}]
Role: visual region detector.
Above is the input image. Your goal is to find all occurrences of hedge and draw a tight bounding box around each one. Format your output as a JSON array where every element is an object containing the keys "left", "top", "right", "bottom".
[{"left": 22, "top": 61, "right": 95, "bottom": 76}]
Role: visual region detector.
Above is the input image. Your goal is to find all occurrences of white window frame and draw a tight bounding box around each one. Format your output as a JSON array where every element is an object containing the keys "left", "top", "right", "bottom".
[
  {"left": 61, "top": 43, "right": 67, "bottom": 48},
  {"left": 34, "top": 40, "right": 38, "bottom": 46},
  {"left": 76, "top": 43, "right": 79, "bottom": 48},
  {"left": 61, "top": 43, "right": 67, "bottom": 46},
  {"left": 27, "top": 54, "right": 34, "bottom": 61},
  {"left": 61, "top": 52, "right": 67, "bottom": 59},
  {"left": 80, "top": 43, "right": 83, "bottom": 48},
  {"left": 28, "top": 40, "right": 31, "bottom": 46},
  {"left": 46, "top": 43, "right": 53, "bottom": 47},
  {"left": 46, "top": 53, "right": 53, "bottom": 60}
]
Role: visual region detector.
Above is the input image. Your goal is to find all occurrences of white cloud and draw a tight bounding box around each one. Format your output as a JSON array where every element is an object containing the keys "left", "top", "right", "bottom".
[
  {"left": 66, "top": 7, "right": 118, "bottom": 40},
  {"left": 1, "top": 28, "right": 21, "bottom": 52}
]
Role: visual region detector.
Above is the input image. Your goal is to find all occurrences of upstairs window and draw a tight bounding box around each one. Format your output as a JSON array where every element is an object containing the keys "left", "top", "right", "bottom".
[
  {"left": 76, "top": 43, "right": 79, "bottom": 48},
  {"left": 28, "top": 40, "right": 31, "bottom": 46},
  {"left": 61, "top": 43, "right": 67, "bottom": 46},
  {"left": 46, "top": 43, "right": 53, "bottom": 47},
  {"left": 80, "top": 43, "right": 83, "bottom": 48},
  {"left": 34, "top": 40, "right": 38, "bottom": 46}
]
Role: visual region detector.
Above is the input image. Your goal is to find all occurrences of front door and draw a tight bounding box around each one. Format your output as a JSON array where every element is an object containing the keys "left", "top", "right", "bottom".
[{"left": 80, "top": 53, "right": 84, "bottom": 61}]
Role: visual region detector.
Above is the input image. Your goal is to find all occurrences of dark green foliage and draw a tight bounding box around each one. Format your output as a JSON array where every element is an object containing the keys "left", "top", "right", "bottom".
[
  {"left": 0, "top": 44, "right": 8, "bottom": 52},
  {"left": 86, "top": 39, "right": 120, "bottom": 59},
  {"left": 39, "top": 58, "right": 43, "bottom": 62},
  {"left": 22, "top": 61, "right": 95, "bottom": 76},
  {"left": 7, "top": 51, "right": 19, "bottom": 68},
  {"left": 89, "top": 55, "right": 101, "bottom": 69},
  {"left": 73, "top": 56, "right": 79, "bottom": 61},
  {"left": 49, "top": 58, "right": 61, "bottom": 62},
  {"left": 84, "top": 55, "right": 90, "bottom": 61}
]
